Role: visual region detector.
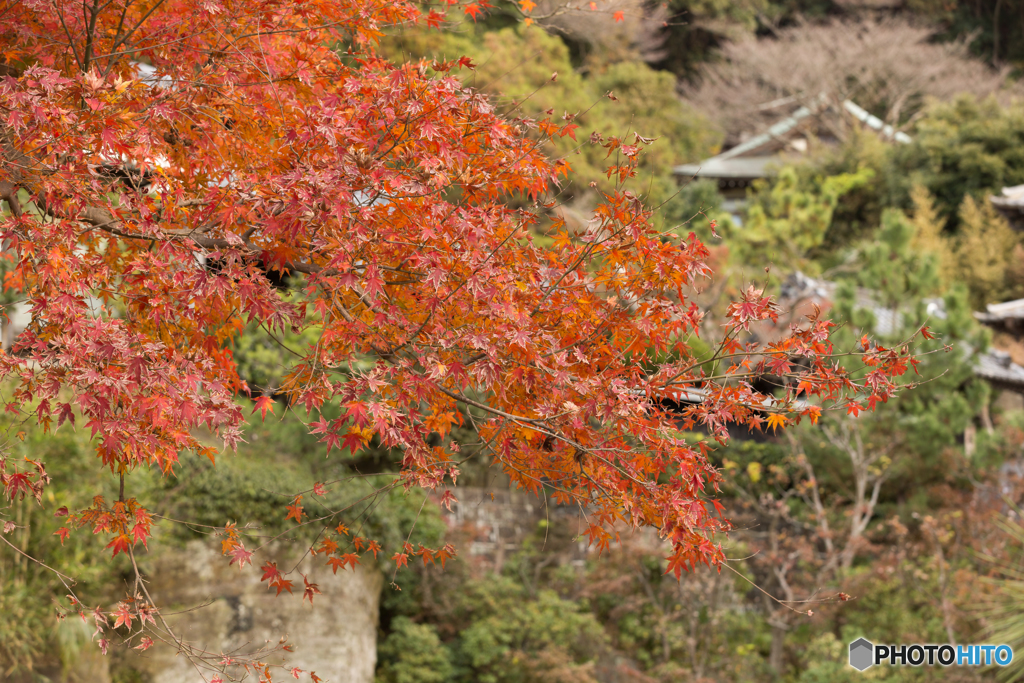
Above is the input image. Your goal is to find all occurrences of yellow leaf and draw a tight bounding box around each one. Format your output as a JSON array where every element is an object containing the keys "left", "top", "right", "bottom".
[
  {"left": 766, "top": 413, "right": 788, "bottom": 433},
  {"left": 747, "top": 462, "right": 762, "bottom": 483}
]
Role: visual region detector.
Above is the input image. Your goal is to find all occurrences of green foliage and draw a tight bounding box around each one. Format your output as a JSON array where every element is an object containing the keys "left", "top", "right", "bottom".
[
  {"left": 950, "top": 195, "right": 1020, "bottom": 309},
  {"left": 796, "top": 633, "right": 864, "bottom": 683},
  {"left": 909, "top": 0, "right": 1024, "bottom": 69},
  {"left": 980, "top": 512, "right": 1024, "bottom": 682},
  {"left": 452, "top": 578, "right": 606, "bottom": 683},
  {"left": 0, "top": 585, "right": 48, "bottom": 679},
  {"left": 840, "top": 563, "right": 953, "bottom": 647},
  {"left": 230, "top": 318, "right": 322, "bottom": 397},
  {"left": 828, "top": 208, "right": 987, "bottom": 475},
  {"left": 0, "top": 406, "right": 121, "bottom": 679},
  {"left": 376, "top": 617, "right": 455, "bottom": 683},
  {"left": 813, "top": 131, "right": 908, "bottom": 257},
  {"left": 785, "top": 97, "right": 1024, "bottom": 290},
  {"left": 850, "top": 208, "right": 940, "bottom": 311},
  {"left": 163, "top": 402, "right": 445, "bottom": 562},
  {"left": 160, "top": 451, "right": 311, "bottom": 538},
  {"left": 745, "top": 95, "right": 1024, "bottom": 307},
  {"left": 731, "top": 165, "right": 872, "bottom": 274},
  {"left": 655, "top": 0, "right": 834, "bottom": 78},
  {"left": 379, "top": 567, "right": 607, "bottom": 683},
  {"left": 662, "top": 177, "right": 725, "bottom": 238},
  {"left": 895, "top": 96, "right": 1024, "bottom": 230}
]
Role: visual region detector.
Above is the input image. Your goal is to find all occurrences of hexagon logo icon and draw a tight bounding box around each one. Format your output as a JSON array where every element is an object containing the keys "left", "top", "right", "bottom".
[{"left": 849, "top": 638, "right": 874, "bottom": 671}]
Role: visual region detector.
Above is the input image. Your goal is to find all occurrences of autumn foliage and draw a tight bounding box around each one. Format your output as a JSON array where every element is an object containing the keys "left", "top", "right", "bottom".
[{"left": 0, "top": 0, "right": 924, "bottom": 672}]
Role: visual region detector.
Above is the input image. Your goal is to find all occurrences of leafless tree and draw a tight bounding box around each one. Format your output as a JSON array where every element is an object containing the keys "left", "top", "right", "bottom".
[
  {"left": 726, "top": 420, "right": 898, "bottom": 672},
  {"left": 684, "top": 17, "right": 1022, "bottom": 143},
  {"left": 529, "top": 0, "right": 670, "bottom": 65}
]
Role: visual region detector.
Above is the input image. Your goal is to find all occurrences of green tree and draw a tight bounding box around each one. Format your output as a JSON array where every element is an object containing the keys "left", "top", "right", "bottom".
[
  {"left": 895, "top": 96, "right": 1024, "bottom": 230},
  {"left": 950, "top": 195, "right": 1019, "bottom": 309},
  {"left": 729, "top": 165, "right": 872, "bottom": 274},
  {"left": 376, "top": 617, "right": 455, "bottom": 683},
  {"left": 453, "top": 580, "right": 606, "bottom": 683}
]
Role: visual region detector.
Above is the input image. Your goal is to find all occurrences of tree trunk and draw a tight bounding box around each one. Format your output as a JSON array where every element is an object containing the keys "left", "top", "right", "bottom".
[
  {"left": 769, "top": 620, "right": 787, "bottom": 673},
  {"left": 994, "top": 0, "right": 1005, "bottom": 64}
]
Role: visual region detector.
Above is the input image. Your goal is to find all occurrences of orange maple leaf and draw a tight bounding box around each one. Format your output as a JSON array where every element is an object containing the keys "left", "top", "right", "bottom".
[
  {"left": 285, "top": 496, "right": 305, "bottom": 523},
  {"left": 392, "top": 552, "right": 409, "bottom": 569},
  {"left": 766, "top": 413, "right": 788, "bottom": 433}
]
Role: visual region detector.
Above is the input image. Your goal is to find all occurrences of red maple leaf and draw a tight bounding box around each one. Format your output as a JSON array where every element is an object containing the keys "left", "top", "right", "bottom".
[
  {"left": 252, "top": 395, "right": 275, "bottom": 421},
  {"left": 302, "top": 575, "right": 321, "bottom": 604},
  {"left": 106, "top": 534, "right": 130, "bottom": 558},
  {"left": 260, "top": 561, "right": 282, "bottom": 583},
  {"left": 229, "top": 543, "right": 254, "bottom": 569},
  {"left": 435, "top": 543, "right": 456, "bottom": 569},
  {"left": 112, "top": 603, "right": 134, "bottom": 630},
  {"left": 132, "top": 521, "right": 151, "bottom": 548}
]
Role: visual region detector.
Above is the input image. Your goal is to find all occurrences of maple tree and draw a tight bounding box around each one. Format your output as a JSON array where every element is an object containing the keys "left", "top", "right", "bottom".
[{"left": 0, "top": 0, "right": 927, "bottom": 676}]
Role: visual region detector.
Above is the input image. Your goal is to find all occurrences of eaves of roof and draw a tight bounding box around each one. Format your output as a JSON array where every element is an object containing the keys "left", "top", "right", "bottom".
[
  {"left": 975, "top": 297, "right": 1024, "bottom": 323},
  {"left": 673, "top": 98, "right": 911, "bottom": 180},
  {"left": 991, "top": 185, "right": 1024, "bottom": 211},
  {"left": 974, "top": 349, "right": 1024, "bottom": 391},
  {"left": 673, "top": 156, "right": 778, "bottom": 180}
]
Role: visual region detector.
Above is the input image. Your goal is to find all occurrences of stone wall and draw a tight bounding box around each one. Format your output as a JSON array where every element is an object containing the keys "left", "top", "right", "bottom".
[
  {"left": 58, "top": 540, "right": 383, "bottom": 683},
  {"left": 52, "top": 489, "right": 582, "bottom": 682},
  {"left": 139, "top": 540, "right": 383, "bottom": 683},
  {"left": 438, "top": 487, "right": 592, "bottom": 572}
]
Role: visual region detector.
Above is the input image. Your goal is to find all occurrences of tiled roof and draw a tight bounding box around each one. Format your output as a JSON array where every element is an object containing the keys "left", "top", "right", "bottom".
[
  {"left": 975, "top": 297, "right": 1024, "bottom": 323},
  {"left": 673, "top": 98, "right": 910, "bottom": 181},
  {"left": 974, "top": 349, "right": 1024, "bottom": 390},
  {"left": 991, "top": 185, "right": 1024, "bottom": 212}
]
